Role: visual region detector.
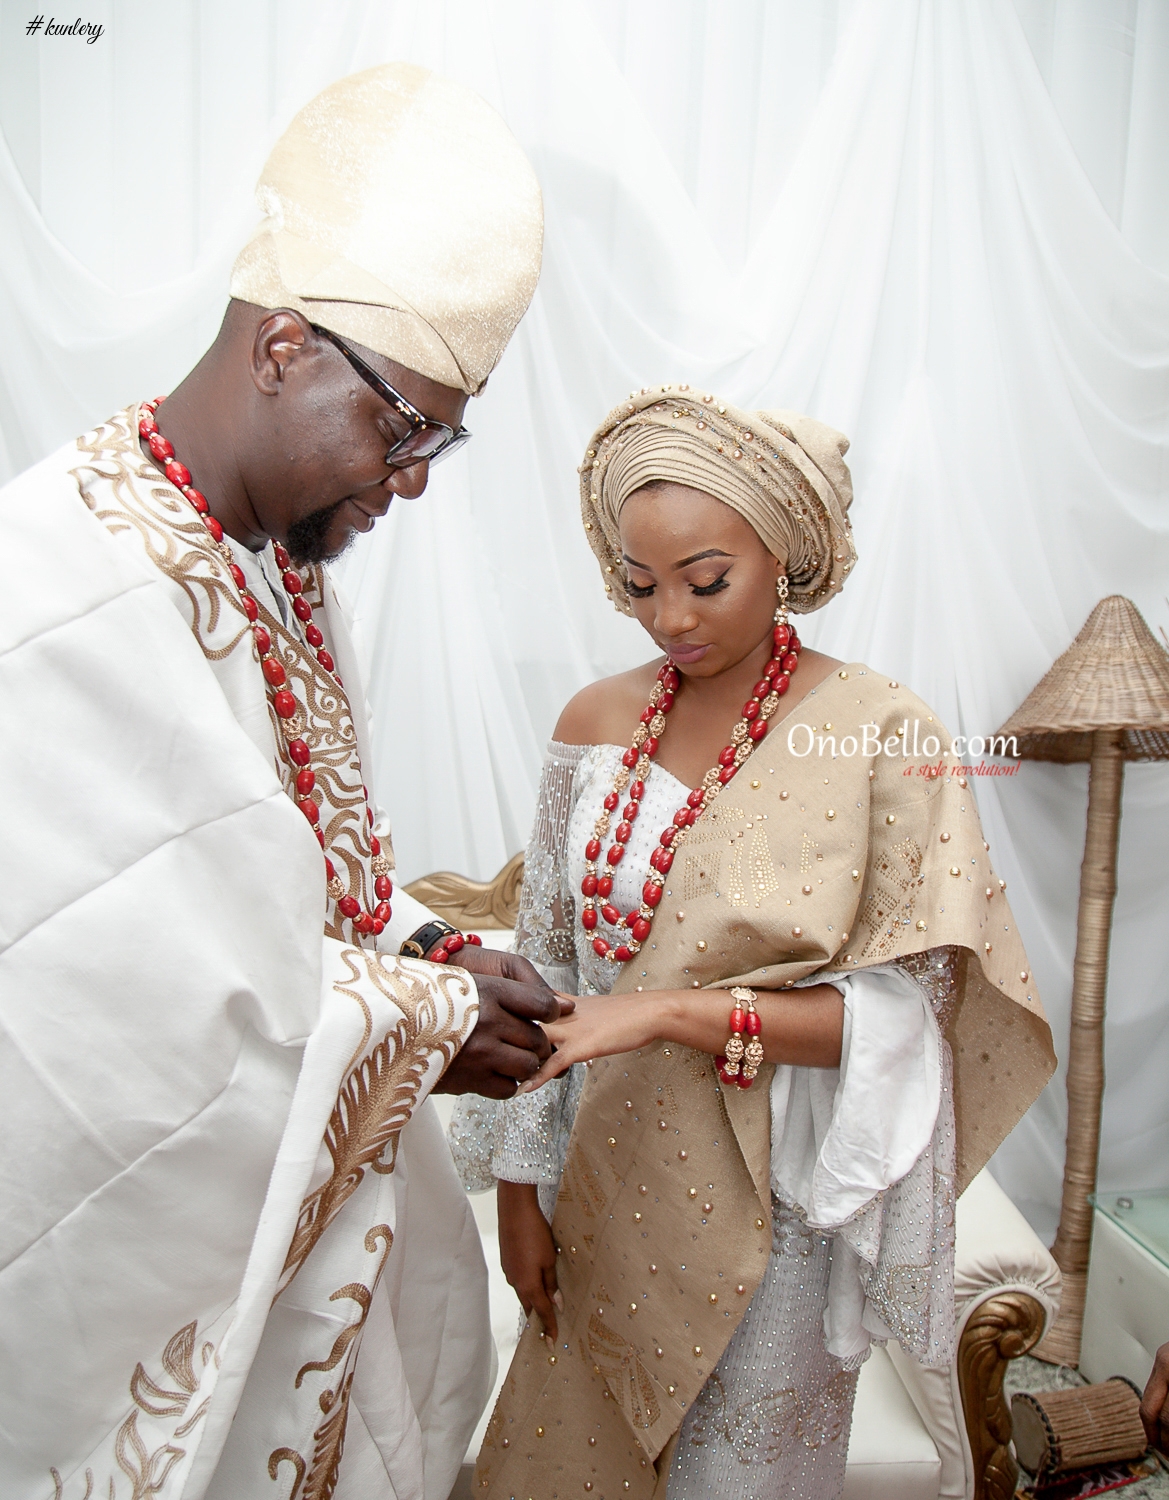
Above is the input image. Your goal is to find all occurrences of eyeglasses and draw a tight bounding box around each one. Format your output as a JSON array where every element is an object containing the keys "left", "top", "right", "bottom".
[{"left": 310, "top": 323, "right": 471, "bottom": 468}]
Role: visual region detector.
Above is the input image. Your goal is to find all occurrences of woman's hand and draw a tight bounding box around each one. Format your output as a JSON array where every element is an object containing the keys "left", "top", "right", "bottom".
[
  {"left": 518, "top": 992, "right": 670, "bottom": 1092},
  {"left": 518, "top": 983, "right": 845, "bottom": 1092},
  {"left": 497, "top": 1180, "right": 564, "bottom": 1343}
]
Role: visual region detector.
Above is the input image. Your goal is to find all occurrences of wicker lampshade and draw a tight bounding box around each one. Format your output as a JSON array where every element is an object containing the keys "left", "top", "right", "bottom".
[
  {"left": 996, "top": 596, "right": 1169, "bottom": 1367},
  {"left": 998, "top": 595, "right": 1169, "bottom": 763}
]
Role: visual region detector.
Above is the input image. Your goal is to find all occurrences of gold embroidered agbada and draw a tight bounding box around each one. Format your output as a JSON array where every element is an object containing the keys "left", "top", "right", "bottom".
[
  {"left": 0, "top": 407, "right": 487, "bottom": 1500},
  {"left": 1, "top": 58, "right": 546, "bottom": 1499}
]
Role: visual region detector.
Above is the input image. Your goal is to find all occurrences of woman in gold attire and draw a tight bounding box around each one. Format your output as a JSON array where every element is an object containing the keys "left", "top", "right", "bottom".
[{"left": 450, "top": 387, "right": 1054, "bottom": 1498}]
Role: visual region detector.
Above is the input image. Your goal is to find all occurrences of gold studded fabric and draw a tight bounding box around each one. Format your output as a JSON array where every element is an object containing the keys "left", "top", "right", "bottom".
[
  {"left": 580, "top": 388, "right": 856, "bottom": 615},
  {"left": 591, "top": 668, "right": 1054, "bottom": 1194},
  {"left": 230, "top": 63, "right": 544, "bottom": 394},
  {"left": 475, "top": 1038, "right": 774, "bottom": 1499},
  {"left": 474, "top": 671, "right": 1055, "bottom": 1497}
]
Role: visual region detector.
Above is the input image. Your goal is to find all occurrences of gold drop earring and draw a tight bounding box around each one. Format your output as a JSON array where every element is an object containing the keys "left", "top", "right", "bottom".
[{"left": 774, "top": 572, "right": 790, "bottom": 627}]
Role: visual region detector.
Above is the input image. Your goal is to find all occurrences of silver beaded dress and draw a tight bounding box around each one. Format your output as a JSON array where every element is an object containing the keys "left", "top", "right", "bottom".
[{"left": 450, "top": 742, "right": 958, "bottom": 1500}]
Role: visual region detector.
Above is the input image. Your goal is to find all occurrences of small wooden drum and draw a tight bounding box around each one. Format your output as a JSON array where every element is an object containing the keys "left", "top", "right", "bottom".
[{"left": 1011, "top": 1379, "right": 1147, "bottom": 1477}]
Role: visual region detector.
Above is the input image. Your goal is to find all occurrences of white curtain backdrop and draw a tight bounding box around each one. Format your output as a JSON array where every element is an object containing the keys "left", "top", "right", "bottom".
[{"left": 2, "top": 0, "right": 1166, "bottom": 1236}]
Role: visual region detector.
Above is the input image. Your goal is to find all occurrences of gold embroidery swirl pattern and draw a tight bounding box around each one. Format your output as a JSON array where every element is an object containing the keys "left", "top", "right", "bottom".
[
  {"left": 51, "top": 1319, "right": 216, "bottom": 1500},
  {"left": 294, "top": 1283, "right": 373, "bottom": 1389},
  {"left": 73, "top": 408, "right": 388, "bottom": 937},
  {"left": 269, "top": 1373, "right": 352, "bottom": 1500},
  {"left": 271, "top": 1224, "right": 395, "bottom": 1500},
  {"left": 258, "top": 598, "right": 375, "bottom": 932},
  {"left": 128, "top": 1319, "right": 199, "bottom": 1416},
  {"left": 278, "top": 954, "right": 473, "bottom": 1294},
  {"left": 72, "top": 412, "right": 251, "bottom": 663}
]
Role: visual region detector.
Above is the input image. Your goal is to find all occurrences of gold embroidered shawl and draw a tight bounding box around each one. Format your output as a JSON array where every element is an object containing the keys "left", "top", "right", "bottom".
[{"left": 477, "top": 667, "right": 1054, "bottom": 1499}]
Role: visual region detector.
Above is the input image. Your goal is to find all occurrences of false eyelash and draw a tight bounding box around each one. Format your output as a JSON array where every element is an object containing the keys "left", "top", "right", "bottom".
[{"left": 625, "top": 571, "right": 732, "bottom": 599}]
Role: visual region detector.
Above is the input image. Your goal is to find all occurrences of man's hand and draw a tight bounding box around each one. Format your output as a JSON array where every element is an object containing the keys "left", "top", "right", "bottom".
[
  {"left": 433, "top": 946, "right": 573, "bottom": 1098},
  {"left": 498, "top": 1179, "right": 563, "bottom": 1343},
  {"left": 1141, "top": 1340, "right": 1169, "bottom": 1452}
]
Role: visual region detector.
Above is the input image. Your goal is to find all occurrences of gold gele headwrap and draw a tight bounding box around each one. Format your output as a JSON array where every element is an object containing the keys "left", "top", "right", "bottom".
[
  {"left": 230, "top": 63, "right": 544, "bottom": 395},
  {"left": 580, "top": 385, "right": 857, "bottom": 613}
]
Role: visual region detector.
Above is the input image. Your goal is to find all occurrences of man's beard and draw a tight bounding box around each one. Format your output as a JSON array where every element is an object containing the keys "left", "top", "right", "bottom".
[{"left": 285, "top": 498, "right": 354, "bottom": 566}]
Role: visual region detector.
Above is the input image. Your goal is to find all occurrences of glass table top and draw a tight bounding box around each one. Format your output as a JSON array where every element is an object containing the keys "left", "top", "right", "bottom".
[{"left": 1091, "top": 1190, "right": 1169, "bottom": 1271}]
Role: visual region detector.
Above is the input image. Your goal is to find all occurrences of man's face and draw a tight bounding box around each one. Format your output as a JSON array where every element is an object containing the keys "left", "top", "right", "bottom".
[{"left": 247, "top": 316, "right": 470, "bottom": 564}]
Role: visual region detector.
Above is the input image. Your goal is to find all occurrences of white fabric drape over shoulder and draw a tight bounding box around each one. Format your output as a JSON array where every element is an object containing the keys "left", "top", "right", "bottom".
[{"left": 0, "top": 0, "right": 1165, "bottom": 1238}]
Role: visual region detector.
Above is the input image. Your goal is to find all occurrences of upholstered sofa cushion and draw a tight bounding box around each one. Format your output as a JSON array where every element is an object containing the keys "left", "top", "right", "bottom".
[{"left": 844, "top": 1345, "right": 942, "bottom": 1497}]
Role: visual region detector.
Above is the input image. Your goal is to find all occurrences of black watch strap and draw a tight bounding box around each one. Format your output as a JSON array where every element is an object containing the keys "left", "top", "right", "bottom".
[{"left": 400, "top": 919, "right": 458, "bottom": 960}]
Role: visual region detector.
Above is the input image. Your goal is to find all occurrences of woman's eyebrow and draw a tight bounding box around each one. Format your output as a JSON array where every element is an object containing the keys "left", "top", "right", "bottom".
[
  {"left": 670, "top": 548, "right": 732, "bottom": 570},
  {"left": 621, "top": 547, "right": 734, "bottom": 573}
]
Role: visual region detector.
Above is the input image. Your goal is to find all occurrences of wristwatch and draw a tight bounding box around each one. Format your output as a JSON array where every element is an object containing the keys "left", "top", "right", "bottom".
[{"left": 400, "top": 919, "right": 459, "bottom": 960}]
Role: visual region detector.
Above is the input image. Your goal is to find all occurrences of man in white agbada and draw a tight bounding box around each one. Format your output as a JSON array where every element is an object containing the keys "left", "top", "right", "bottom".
[{"left": 0, "top": 64, "right": 554, "bottom": 1500}]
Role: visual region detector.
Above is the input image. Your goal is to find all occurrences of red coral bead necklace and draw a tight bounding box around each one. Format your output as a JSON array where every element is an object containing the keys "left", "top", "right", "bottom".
[
  {"left": 580, "top": 611, "right": 801, "bottom": 964},
  {"left": 138, "top": 396, "right": 393, "bottom": 940}
]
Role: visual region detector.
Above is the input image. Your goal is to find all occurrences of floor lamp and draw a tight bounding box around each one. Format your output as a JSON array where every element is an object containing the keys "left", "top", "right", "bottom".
[{"left": 996, "top": 596, "right": 1169, "bottom": 1366}]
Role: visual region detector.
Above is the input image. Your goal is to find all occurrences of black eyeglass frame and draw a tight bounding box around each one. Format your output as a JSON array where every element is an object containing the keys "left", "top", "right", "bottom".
[{"left": 310, "top": 322, "right": 471, "bottom": 468}]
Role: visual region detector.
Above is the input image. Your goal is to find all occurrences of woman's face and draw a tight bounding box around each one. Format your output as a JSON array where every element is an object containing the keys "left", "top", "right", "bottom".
[{"left": 618, "top": 481, "right": 782, "bottom": 679}]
